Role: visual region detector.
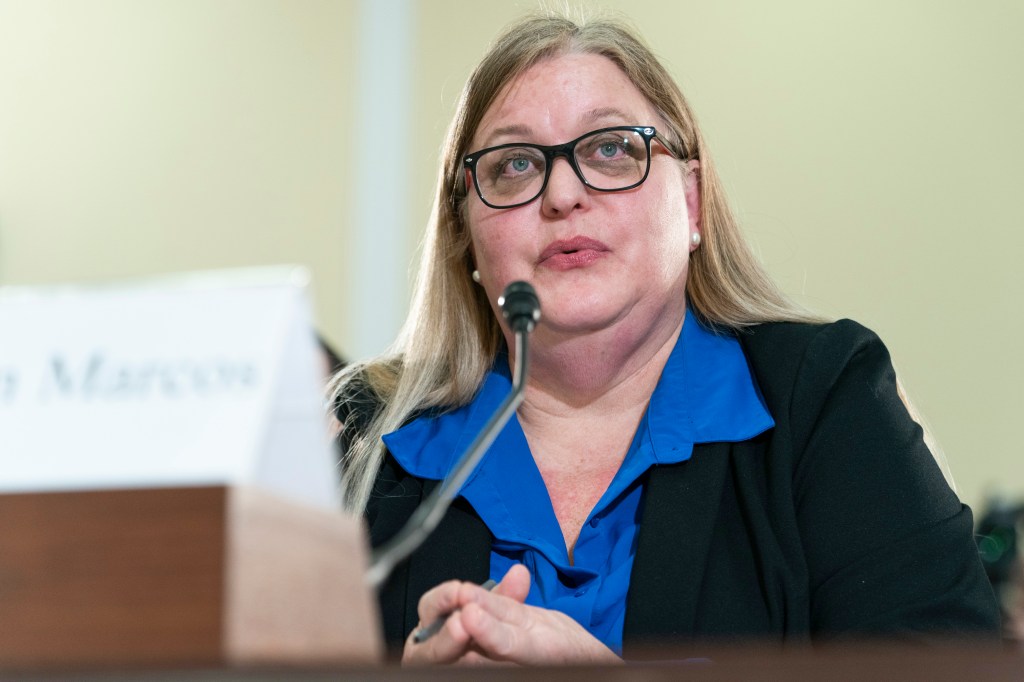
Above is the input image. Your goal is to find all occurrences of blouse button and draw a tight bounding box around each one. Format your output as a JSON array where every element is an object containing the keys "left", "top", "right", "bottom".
[{"left": 589, "top": 515, "right": 601, "bottom": 528}]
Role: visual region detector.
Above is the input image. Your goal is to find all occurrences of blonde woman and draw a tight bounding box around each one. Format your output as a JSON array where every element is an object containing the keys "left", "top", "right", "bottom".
[{"left": 332, "top": 13, "right": 999, "bottom": 665}]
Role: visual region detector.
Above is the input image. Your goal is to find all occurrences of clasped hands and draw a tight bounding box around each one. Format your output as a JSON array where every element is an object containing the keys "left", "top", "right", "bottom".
[{"left": 403, "top": 563, "right": 623, "bottom": 666}]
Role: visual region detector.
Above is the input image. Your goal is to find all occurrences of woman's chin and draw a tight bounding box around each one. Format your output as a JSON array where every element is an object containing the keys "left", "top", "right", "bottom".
[{"left": 532, "top": 304, "right": 631, "bottom": 339}]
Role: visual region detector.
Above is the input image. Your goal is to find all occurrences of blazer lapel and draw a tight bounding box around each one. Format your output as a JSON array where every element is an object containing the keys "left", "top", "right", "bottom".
[{"left": 623, "top": 441, "right": 732, "bottom": 648}]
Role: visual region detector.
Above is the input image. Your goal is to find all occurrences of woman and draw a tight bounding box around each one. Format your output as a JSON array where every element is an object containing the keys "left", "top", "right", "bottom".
[{"left": 332, "top": 13, "right": 1000, "bottom": 665}]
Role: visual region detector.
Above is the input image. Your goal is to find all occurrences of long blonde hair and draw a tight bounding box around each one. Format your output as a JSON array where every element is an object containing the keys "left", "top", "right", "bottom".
[{"left": 331, "top": 12, "right": 822, "bottom": 513}]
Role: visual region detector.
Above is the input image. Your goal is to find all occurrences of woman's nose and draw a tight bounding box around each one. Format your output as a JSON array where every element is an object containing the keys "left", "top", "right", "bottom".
[{"left": 540, "top": 157, "right": 589, "bottom": 217}]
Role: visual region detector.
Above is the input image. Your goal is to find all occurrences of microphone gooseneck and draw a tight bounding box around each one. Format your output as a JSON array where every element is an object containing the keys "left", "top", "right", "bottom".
[{"left": 365, "top": 281, "right": 541, "bottom": 589}]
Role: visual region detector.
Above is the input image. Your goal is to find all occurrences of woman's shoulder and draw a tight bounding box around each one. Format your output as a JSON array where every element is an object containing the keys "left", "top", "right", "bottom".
[
  {"left": 334, "top": 377, "right": 381, "bottom": 423},
  {"left": 738, "top": 318, "right": 885, "bottom": 368},
  {"left": 735, "top": 318, "right": 894, "bottom": 411},
  {"left": 333, "top": 372, "right": 388, "bottom": 455},
  {"left": 739, "top": 317, "right": 880, "bottom": 355}
]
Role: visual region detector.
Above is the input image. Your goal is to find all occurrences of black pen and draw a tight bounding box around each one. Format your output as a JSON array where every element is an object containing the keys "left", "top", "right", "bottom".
[{"left": 412, "top": 579, "right": 498, "bottom": 644}]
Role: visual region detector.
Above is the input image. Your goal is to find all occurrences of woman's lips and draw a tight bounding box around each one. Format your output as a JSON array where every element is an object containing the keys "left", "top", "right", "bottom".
[{"left": 538, "top": 237, "right": 610, "bottom": 270}]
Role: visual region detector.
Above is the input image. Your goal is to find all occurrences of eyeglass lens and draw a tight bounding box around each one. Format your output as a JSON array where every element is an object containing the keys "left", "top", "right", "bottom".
[{"left": 473, "top": 129, "right": 649, "bottom": 208}]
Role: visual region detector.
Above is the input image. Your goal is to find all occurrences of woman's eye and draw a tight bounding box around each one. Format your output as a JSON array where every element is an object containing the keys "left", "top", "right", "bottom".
[
  {"left": 585, "top": 137, "right": 630, "bottom": 161},
  {"left": 497, "top": 155, "right": 536, "bottom": 177}
]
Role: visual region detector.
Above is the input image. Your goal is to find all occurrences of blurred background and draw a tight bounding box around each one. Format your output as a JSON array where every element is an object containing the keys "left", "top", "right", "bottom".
[{"left": 1, "top": 0, "right": 1021, "bottom": 520}]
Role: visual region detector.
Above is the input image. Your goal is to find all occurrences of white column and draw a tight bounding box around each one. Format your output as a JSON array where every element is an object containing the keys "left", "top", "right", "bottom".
[{"left": 347, "top": 0, "right": 415, "bottom": 360}]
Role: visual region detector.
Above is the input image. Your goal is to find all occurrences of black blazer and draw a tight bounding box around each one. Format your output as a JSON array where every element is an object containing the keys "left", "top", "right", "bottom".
[{"left": 344, "top": 320, "right": 1001, "bottom": 655}]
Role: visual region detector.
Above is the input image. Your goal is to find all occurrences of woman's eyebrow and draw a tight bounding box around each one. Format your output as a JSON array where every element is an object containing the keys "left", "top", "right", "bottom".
[
  {"left": 581, "top": 107, "right": 632, "bottom": 124},
  {"left": 477, "top": 109, "right": 633, "bottom": 148},
  {"left": 478, "top": 124, "right": 534, "bottom": 147}
]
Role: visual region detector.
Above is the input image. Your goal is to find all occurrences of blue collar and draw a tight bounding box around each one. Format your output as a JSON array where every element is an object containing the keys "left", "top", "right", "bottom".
[{"left": 382, "top": 308, "right": 774, "bottom": 486}]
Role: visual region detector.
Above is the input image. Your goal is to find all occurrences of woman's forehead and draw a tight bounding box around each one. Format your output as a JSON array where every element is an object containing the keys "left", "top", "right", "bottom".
[{"left": 470, "top": 53, "right": 658, "bottom": 149}]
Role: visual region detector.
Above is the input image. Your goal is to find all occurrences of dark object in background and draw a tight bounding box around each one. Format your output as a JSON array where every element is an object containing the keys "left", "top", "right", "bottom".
[
  {"left": 317, "top": 334, "right": 346, "bottom": 441},
  {"left": 317, "top": 334, "right": 346, "bottom": 377},
  {"left": 976, "top": 499, "right": 1024, "bottom": 643}
]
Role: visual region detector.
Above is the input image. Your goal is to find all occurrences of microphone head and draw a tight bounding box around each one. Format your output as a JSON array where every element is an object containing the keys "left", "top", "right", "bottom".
[{"left": 498, "top": 281, "right": 541, "bottom": 333}]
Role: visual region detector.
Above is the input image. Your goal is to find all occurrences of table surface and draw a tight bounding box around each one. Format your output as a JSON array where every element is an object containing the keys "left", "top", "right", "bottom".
[{"left": 5, "top": 642, "right": 1022, "bottom": 682}]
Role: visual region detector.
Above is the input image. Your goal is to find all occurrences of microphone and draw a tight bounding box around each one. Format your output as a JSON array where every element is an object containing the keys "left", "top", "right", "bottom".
[
  {"left": 499, "top": 280, "right": 541, "bottom": 333},
  {"left": 365, "top": 281, "right": 541, "bottom": 589}
]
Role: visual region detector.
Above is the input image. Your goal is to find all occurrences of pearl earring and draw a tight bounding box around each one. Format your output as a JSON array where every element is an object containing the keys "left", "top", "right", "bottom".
[
  {"left": 690, "top": 232, "right": 701, "bottom": 247},
  {"left": 472, "top": 269, "right": 481, "bottom": 283}
]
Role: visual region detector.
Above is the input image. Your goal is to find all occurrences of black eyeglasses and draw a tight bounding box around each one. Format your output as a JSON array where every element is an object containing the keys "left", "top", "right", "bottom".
[{"left": 463, "top": 126, "right": 673, "bottom": 209}]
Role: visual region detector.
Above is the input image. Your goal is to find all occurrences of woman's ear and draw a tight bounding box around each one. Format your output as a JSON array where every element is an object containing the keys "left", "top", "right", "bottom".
[
  {"left": 467, "top": 243, "right": 480, "bottom": 283},
  {"left": 684, "top": 159, "right": 701, "bottom": 247}
]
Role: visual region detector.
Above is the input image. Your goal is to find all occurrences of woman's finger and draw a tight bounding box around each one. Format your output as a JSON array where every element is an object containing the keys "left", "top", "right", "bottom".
[
  {"left": 416, "top": 578, "right": 474, "bottom": 624},
  {"left": 404, "top": 580, "right": 489, "bottom": 665},
  {"left": 403, "top": 606, "right": 474, "bottom": 665},
  {"left": 491, "top": 563, "right": 531, "bottom": 603},
  {"left": 460, "top": 597, "right": 623, "bottom": 666},
  {"left": 455, "top": 647, "right": 520, "bottom": 667},
  {"left": 465, "top": 580, "right": 534, "bottom": 628},
  {"left": 459, "top": 600, "right": 522, "bottom": 659}
]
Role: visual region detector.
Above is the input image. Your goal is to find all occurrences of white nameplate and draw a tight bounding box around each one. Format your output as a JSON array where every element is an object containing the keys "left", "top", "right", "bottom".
[{"left": 0, "top": 267, "right": 341, "bottom": 510}]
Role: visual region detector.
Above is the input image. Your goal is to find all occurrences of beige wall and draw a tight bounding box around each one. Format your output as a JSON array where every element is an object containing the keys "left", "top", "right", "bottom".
[
  {"left": 1, "top": 0, "right": 1021, "bottom": 511},
  {"left": 0, "top": 0, "right": 356, "bottom": 349}
]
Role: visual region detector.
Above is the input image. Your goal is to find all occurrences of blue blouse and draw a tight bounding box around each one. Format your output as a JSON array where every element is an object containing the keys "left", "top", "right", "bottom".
[{"left": 382, "top": 309, "right": 774, "bottom": 653}]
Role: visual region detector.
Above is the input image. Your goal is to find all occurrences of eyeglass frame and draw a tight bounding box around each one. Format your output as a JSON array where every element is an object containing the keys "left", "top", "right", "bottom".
[{"left": 462, "top": 125, "right": 679, "bottom": 210}]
